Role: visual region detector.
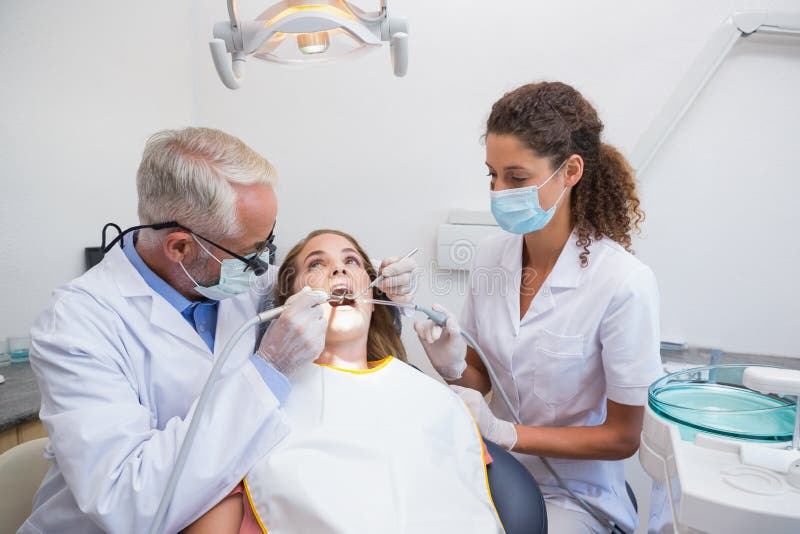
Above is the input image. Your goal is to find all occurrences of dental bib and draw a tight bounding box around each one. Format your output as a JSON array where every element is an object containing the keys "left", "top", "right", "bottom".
[{"left": 244, "top": 357, "right": 504, "bottom": 534}]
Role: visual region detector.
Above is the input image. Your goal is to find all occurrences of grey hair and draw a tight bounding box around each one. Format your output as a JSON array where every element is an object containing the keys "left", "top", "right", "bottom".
[{"left": 136, "top": 127, "right": 278, "bottom": 238}]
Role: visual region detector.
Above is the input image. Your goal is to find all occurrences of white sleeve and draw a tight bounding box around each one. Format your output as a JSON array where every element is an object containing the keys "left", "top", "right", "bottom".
[
  {"left": 30, "top": 295, "right": 290, "bottom": 533},
  {"left": 599, "top": 265, "right": 663, "bottom": 406}
]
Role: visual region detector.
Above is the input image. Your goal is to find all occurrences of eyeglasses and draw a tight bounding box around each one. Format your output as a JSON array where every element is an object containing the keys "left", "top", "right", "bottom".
[
  {"left": 102, "top": 221, "right": 275, "bottom": 276},
  {"left": 252, "top": 221, "right": 277, "bottom": 259}
]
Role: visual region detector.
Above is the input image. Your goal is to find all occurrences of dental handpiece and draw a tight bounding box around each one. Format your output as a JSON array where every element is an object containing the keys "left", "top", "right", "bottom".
[{"left": 356, "top": 298, "right": 447, "bottom": 326}]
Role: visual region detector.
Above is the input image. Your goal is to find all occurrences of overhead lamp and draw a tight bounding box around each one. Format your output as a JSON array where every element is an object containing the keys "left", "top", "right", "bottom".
[{"left": 209, "top": 0, "right": 409, "bottom": 90}]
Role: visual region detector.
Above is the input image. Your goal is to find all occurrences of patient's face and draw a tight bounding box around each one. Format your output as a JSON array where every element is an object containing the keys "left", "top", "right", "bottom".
[{"left": 292, "top": 233, "right": 374, "bottom": 341}]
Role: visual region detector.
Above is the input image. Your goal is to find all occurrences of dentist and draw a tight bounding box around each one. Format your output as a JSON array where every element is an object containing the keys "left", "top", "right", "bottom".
[
  {"left": 415, "top": 82, "right": 662, "bottom": 534},
  {"left": 20, "top": 127, "right": 416, "bottom": 533}
]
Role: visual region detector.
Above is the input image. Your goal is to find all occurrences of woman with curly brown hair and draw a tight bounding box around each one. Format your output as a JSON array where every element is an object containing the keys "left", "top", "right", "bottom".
[{"left": 414, "top": 81, "right": 662, "bottom": 533}]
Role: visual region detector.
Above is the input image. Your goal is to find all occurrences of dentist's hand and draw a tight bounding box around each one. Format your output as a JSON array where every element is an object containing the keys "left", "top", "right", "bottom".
[
  {"left": 413, "top": 304, "right": 467, "bottom": 380},
  {"left": 377, "top": 255, "right": 417, "bottom": 304},
  {"left": 256, "top": 287, "right": 328, "bottom": 377},
  {"left": 450, "top": 385, "right": 518, "bottom": 451}
]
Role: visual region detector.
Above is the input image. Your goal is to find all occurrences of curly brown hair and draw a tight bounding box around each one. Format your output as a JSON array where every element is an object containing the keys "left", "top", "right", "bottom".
[
  {"left": 486, "top": 81, "right": 644, "bottom": 266},
  {"left": 274, "top": 229, "right": 407, "bottom": 363}
]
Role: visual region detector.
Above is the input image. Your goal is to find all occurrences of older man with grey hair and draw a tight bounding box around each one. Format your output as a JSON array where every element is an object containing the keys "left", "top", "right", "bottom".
[{"left": 20, "top": 127, "right": 416, "bottom": 534}]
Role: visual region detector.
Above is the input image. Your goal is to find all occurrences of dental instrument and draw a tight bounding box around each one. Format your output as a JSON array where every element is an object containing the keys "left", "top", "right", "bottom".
[{"left": 348, "top": 247, "right": 419, "bottom": 302}]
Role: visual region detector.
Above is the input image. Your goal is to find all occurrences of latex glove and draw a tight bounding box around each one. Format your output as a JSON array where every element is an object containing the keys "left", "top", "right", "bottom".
[
  {"left": 450, "top": 385, "right": 517, "bottom": 451},
  {"left": 376, "top": 255, "right": 417, "bottom": 305},
  {"left": 256, "top": 287, "right": 328, "bottom": 377},
  {"left": 413, "top": 304, "right": 467, "bottom": 380}
]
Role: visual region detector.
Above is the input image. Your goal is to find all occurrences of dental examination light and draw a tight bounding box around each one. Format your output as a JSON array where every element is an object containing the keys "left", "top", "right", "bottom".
[{"left": 209, "top": 0, "right": 409, "bottom": 89}]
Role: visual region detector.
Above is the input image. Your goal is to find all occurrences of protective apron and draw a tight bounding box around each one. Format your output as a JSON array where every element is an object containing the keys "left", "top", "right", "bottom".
[{"left": 245, "top": 357, "right": 504, "bottom": 533}]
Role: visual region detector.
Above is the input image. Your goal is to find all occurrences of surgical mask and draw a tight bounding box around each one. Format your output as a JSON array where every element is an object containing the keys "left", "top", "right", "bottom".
[
  {"left": 180, "top": 236, "right": 270, "bottom": 300},
  {"left": 490, "top": 160, "right": 568, "bottom": 234}
]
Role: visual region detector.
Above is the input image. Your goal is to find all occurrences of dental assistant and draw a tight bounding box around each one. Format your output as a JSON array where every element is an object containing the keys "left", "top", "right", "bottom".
[
  {"left": 20, "top": 127, "right": 416, "bottom": 534},
  {"left": 415, "top": 82, "right": 662, "bottom": 534}
]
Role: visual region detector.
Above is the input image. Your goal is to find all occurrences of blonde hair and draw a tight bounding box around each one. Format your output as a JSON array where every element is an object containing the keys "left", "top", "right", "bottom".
[
  {"left": 276, "top": 229, "right": 407, "bottom": 363},
  {"left": 136, "top": 127, "right": 278, "bottom": 239}
]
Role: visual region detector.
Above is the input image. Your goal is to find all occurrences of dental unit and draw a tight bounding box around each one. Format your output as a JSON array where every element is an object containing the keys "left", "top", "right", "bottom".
[{"left": 640, "top": 365, "right": 800, "bottom": 533}]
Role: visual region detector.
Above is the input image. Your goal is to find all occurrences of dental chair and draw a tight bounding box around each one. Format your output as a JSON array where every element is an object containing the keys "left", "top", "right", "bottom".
[
  {"left": 0, "top": 438, "right": 50, "bottom": 533},
  {"left": 484, "top": 439, "right": 548, "bottom": 534}
]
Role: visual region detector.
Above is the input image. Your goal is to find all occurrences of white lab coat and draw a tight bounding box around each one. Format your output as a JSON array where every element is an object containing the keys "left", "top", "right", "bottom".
[
  {"left": 19, "top": 244, "right": 289, "bottom": 534},
  {"left": 461, "top": 232, "right": 663, "bottom": 533}
]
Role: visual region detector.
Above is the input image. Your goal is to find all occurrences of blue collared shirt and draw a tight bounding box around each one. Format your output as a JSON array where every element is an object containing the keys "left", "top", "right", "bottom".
[{"left": 122, "top": 234, "right": 290, "bottom": 403}]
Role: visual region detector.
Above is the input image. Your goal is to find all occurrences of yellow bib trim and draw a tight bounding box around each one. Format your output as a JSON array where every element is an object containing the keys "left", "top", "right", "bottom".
[
  {"left": 314, "top": 355, "right": 394, "bottom": 374},
  {"left": 242, "top": 477, "right": 269, "bottom": 534}
]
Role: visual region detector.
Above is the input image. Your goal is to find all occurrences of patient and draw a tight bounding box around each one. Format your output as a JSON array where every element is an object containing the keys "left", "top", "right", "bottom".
[{"left": 185, "top": 230, "right": 503, "bottom": 534}]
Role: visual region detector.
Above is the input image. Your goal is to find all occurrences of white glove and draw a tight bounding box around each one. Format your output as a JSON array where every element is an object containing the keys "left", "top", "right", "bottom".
[
  {"left": 413, "top": 304, "right": 467, "bottom": 380},
  {"left": 376, "top": 255, "right": 417, "bottom": 305},
  {"left": 450, "top": 385, "right": 517, "bottom": 451},
  {"left": 256, "top": 287, "right": 328, "bottom": 377}
]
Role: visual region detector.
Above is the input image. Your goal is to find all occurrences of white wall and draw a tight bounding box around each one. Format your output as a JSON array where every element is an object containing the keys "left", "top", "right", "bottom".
[
  {"left": 635, "top": 30, "right": 800, "bottom": 357},
  {"left": 0, "top": 1, "right": 194, "bottom": 342}
]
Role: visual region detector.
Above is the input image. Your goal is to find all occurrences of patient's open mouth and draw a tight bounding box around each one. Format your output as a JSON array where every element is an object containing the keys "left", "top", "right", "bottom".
[{"left": 329, "top": 286, "right": 356, "bottom": 307}]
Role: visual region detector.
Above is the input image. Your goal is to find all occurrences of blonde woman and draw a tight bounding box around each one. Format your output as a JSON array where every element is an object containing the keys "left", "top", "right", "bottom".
[{"left": 185, "top": 230, "right": 504, "bottom": 534}]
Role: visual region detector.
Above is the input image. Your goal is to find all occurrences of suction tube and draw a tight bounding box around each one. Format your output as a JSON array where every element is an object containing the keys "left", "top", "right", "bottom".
[{"left": 149, "top": 305, "right": 286, "bottom": 534}]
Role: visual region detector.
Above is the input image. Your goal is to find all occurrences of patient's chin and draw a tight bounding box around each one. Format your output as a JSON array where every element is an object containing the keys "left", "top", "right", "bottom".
[{"left": 326, "top": 310, "right": 369, "bottom": 339}]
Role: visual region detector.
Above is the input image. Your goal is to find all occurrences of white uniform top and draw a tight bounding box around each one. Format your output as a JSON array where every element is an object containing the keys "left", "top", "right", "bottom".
[
  {"left": 19, "top": 245, "right": 289, "bottom": 534},
  {"left": 461, "top": 232, "right": 662, "bottom": 532},
  {"left": 245, "top": 357, "right": 504, "bottom": 534}
]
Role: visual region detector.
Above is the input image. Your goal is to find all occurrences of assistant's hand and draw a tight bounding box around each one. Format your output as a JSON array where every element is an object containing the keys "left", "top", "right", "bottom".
[
  {"left": 376, "top": 255, "right": 417, "bottom": 304},
  {"left": 256, "top": 287, "right": 328, "bottom": 377},
  {"left": 450, "top": 385, "right": 517, "bottom": 451},
  {"left": 413, "top": 304, "right": 467, "bottom": 380}
]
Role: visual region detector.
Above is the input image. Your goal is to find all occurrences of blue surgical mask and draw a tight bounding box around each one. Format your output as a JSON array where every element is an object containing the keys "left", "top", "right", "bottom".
[
  {"left": 490, "top": 160, "right": 568, "bottom": 234},
  {"left": 179, "top": 236, "right": 269, "bottom": 300}
]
